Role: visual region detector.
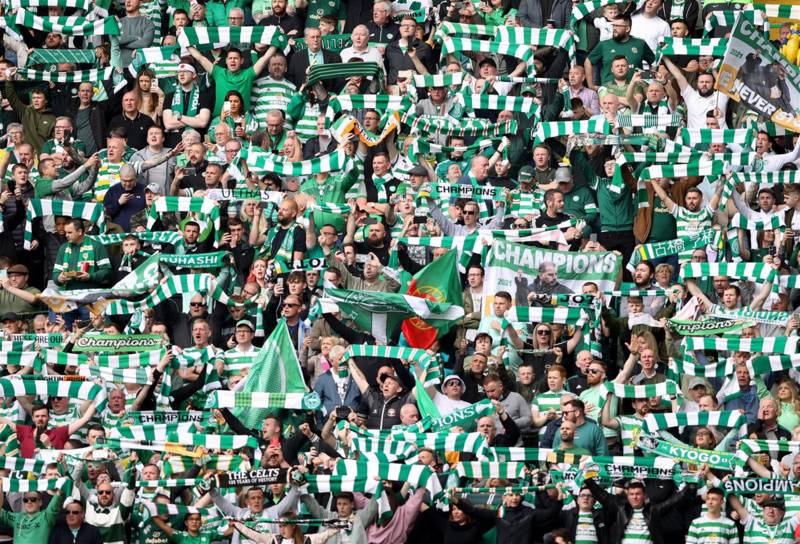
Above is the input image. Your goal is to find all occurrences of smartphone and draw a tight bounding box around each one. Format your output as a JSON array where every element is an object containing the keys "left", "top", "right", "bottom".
[
  {"left": 413, "top": 215, "right": 426, "bottom": 224},
  {"left": 184, "top": 166, "right": 196, "bottom": 176},
  {"left": 223, "top": 101, "right": 231, "bottom": 114},
  {"left": 258, "top": 201, "right": 270, "bottom": 209},
  {"left": 335, "top": 406, "right": 351, "bottom": 421},
  {"left": 62, "top": 129, "right": 72, "bottom": 143}
]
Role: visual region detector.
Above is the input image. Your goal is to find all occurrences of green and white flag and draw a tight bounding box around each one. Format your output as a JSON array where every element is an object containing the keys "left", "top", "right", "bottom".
[
  {"left": 24, "top": 198, "right": 104, "bottom": 250},
  {"left": 229, "top": 320, "right": 311, "bottom": 429},
  {"left": 323, "top": 288, "right": 465, "bottom": 344},
  {"left": 145, "top": 196, "right": 221, "bottom": 246},
  {"left": 15, "top": 9, "right": 119, "bottom": 35}
]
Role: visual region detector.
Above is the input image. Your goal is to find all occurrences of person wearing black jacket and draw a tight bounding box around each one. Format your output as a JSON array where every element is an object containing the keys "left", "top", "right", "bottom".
[
  {"left": 477, "top": 401, "right": 520, "bottom": 447},
  {"left": 50, "top": 80, "right": 125, "bottom": 156},
  {"left": 48, "top": 501, "right": 103, "bottom": 544},
  {"left": 497, "top": 488, "right": 563, "bottom": 544},
  {"left": 585, "top": 476, "right": 697, "bottom": 544},
  {"left": 427, "top": 494, "right": 497, "bottom": 544},
  {"left": 551, "top": 485, "right": 612, "bottom": 544}
]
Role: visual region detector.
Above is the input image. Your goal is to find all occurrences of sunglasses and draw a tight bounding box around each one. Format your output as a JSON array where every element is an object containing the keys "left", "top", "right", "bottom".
[
  {"left": 463, "top": 210, "right": 477, "bottom": 215},
  {"left": 282, "top": 303, "right": 300, "bottom": 308},
  {"left": 537, "top": 330, "right": 552, "bottom": 336},
  {"left": 96, "top": 490, "right": 113, "bottom": 495},
  {"left": 190, "top": 302, "right": 207, "bottom": 307},
  {"left": 66, "top": 509, "right": 82, "bottom": 515},
  {"left": 587, "top": 368, "right": 602, "bottom": 374},
  {"left": 22, "top": 497, "right": 39, "bottom": 503}
]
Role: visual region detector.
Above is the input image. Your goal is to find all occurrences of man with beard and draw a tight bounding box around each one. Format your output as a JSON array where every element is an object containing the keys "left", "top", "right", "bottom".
[
  {"left": 163, "top": 63, "right": 213, "bottom": 148},
  {"left": 767, "top": 61, "right": 796, "bottom": 115},
  {"left": 534, "top": 190, "right": 583, "bottom": 250},
  {"left": 602, "top": 393, "right": 652, "bottom": 455},
  {"left": 250, "top": 199, "right": 306, "bottom": 263},
  {"left": 514, "top": 261, "right": 573, "bottom": 306},
  {"left": 649, "top": 180, "right": 723, "bottom": 263},
  {"left": 663, "top": 56, "right": 729, "bottom": 128},
  {"left": 584, "top": 15, "right": 654, "bottom": 91}
]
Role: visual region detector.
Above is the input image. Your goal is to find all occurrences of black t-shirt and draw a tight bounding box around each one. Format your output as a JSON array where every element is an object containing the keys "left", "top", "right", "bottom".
[
  {"left": 354, "top": 240, "right": 390, "bottom": 265},
  {"left": 180, "top": 160, "right": 208, "bottom": 191},
  {"left": 269, "top": 224, "right": 307, "bottom": 258},
  {"left": 163, "top": 88, "right": 214, "bottom": 120}
]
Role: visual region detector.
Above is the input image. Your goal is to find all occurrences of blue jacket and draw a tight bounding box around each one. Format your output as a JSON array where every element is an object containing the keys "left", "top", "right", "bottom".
[
  {"left": 103, "top": 181, "right": 146, "bottom": 231},
  {"left": 313, "top": 371, "right": 362, "bottom": 425}
]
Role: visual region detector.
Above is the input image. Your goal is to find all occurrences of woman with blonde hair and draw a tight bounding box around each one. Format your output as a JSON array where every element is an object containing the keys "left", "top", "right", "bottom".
[
  {"left": 280, "top": 131, "right": 303, "bottom": 162},
  {"left": 306, "top": 336, "right": 342, "bottom": 386},
  {"left": 240, "top": 199, "right": 269, "bottom": 239},
  {"left": 776, "top": 378, "right": 800, "bottom": 432}
]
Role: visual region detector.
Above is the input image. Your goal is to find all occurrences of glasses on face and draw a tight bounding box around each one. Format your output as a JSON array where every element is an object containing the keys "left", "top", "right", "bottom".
[
  {"left": 537, "top": 330, "right": 552, "bottom": 336},
  {"left": 66, "top": 509, "right": 82, "bottom": 515},
  {"left": 190, "top": 302, "right": 207, "bottom": 307},
  {"left": 22, "top": 497, "right": 38, "bottom": 503},
  {"left": 578, "top": 494, "right": 593, "bottom": 499},
  {"left": 587, "top": 368, "right": 602, "bottom": 375},
  {"left": 97, "top": 490, "right": 113, "bottom": 495},
  {"left": 283, "top": 303, "right": 300, "bottom": 308},
  {"left": 463, "top": 210, "right": 477, "bottom": 215}
]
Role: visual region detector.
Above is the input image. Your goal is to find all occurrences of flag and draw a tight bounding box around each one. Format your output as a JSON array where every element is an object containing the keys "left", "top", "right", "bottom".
[
  {"left": 324, "top": 289, "right": 465, "bottom": 344},
  {"left": 232, "top": 320, "right": 308, "bottom": 429},
  {"left": 401, "top": 249, "right": 464, "bottom": 349}
]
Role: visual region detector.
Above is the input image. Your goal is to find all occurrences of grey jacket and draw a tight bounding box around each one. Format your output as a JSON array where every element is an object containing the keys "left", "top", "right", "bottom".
[{"left": 518, "top": 0, "right": 571, "bottom": 28}]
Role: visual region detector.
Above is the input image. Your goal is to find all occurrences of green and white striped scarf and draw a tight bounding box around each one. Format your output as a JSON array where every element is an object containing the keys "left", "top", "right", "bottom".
[
  {"left": 391, "top": 431, "right": 488, "bottom": 458},
  {"left": 438, "top": 37, "right": 534, "bottom": 71},
  {"left": 504, "top": 306, "right": 587, "bottom": 325},
  {"left": 411, "top": 117, "right": 517, "bottom": 138},
  {"left": 0, "top": 352, "right": 40, "bottom": 368},
  {"left": 130, "top": 46, "right": 180, "bottom": 80},
  {"left": 639, "top": 159, "right": 727, "bottom": 180},
  {"left": 141, "top": 501, "right": 220, "bottom": 518},
  {"left": 668, "top": 353, "right": 733, "bottom": 378},
  {"left": 177, "top": 26, "right": 288, "bottom": 51},
  {"left": 325, "top": 94, "right": 412, "bottom": 128},
  {"left": 238, "top": 146, "right": 349, "bottom": 176},
  {"left": 88, "top": 231, "right": 184, "bottom": 246},
  {"left": 569, "top": 0, "right": 632, "bottom": 35},
  {"left": 24, "top": 198, "right": 104, "bottom": 250},
  {"left": 0, "top": 455, "right": 47, "bottom": 473},
  {"left": 333, "top": 459, "right": 443, "bottom": 496},
  {"left": 747, "top": 354, "right": 800, "bottom": 377},
  {"left": 145, "top": 196, "right": 221, "bottom": 246},
  {"left": 681, "top": 336, "right": 800, "bottom": 354},
  {"left": 703, "top": 6, "right": 767, "bottom": 35},
  {"left": 348, "top": 436, "right": 419, "bottom": 462},
  {"left": 0, "top": 341, "right": 33, "bottom": 352},
  {"left": 2, "top": 477, "right": 68, "bottom": 492},
  {"left": 615, "top": 113, "right": 683, "bottom": 129},
  {"left": 104, "top": 273, "right": 230, "bottom": 315},
  {"left": 679, "top": 262, "right": 776, "bottom": 284},
  {"left": 26, "top": 48, "right": 93, "bottom": 66},
  {"left": 435, "top": 22, "right": 495, "bottom": 40},
  {"left": 533, "top": 119, "right": 610, "bottom": 144},
  {"left": 603, "top": 380, "right": 681, "bottom": 398},
  {"left": 461, "top": 94, "right": 539, "bottom": 117},
  {"left": 204, "top": 390, "right": 322, "bottom": 411},
  {"left": 137, "top": 478, "right": 204, "bottom": 488},
  {"left": 487, "top": 447, "right": 583, "bottom": 463},
  {"left": 735, "top": 439, "right": 800, "bottom": 468},
  {"left": 110, "top": 423, "right": 196, "bottom": 441},
  {"left": 655, "top": 37, "right": 728, "bottom": 65},
  {"left": 43, "top": 350, "right": 87, "bottom": 367},
  {"left": 412, "top": 72, "right": 465, "bottom": 88},
  {"left": 9, "top": 0, "right": 92, "bottom": 8},
  {"left": 15, "top": 9, "right": 119, "bottom": 35},
  {"left": 79, "top": 366, "right": 150, "bottom": 384},
  {"left": 456, "top": 461, "right": 527, "bottom": 479},
  {"left": 17, "top": 67, "right": 114, "bottom": 83},
  {"left": 493, "top": 27, "right": 576, "bottom": 60},
  {"left": 641, "top": 410, "right": 747, "bottom": 435},
  {"left": 0, "top": 377, "right": 107, "bottom": 410},
  {"left": 679, "top": 128, "right": 753, "bottom": 148},
  {"left": 731, "top": 170, "right": 800, "bottom": 186},
  {"left": 342, "top": 344, "right": 442, "bottom": 386}
]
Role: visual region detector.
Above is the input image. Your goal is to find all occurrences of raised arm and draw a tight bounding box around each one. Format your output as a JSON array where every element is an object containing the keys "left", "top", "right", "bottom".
[
  {"left": 601, "top": 391, "right": 619, "bottom": 430},
  {"left": 187, "top": 46, "right": 215, "bottom": 75},
  {"left": 662, "top": 57, "right": 689, "bottom": 92}
]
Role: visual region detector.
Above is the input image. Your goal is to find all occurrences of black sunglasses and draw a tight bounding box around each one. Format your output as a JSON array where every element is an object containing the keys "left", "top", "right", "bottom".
[
  {"left": 587, "top": 368, "right": 603, "bottom": 374},
  {"left": 66, "top": 509, "right": 82, "bottom": 514},
  {"left": 22, "top": 497, "right": 39, "bottom": 503},
  {"left": 190, "top": 302, "right": 207, "bottom": 307},
  {"left": 282, "top": 303, "right": 300, "bottom": 308}
]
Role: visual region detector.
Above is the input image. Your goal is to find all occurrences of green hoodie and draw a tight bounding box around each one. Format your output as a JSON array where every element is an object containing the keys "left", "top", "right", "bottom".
[{"left": 3, "top": 81, "right": 55, "bottom": 154}]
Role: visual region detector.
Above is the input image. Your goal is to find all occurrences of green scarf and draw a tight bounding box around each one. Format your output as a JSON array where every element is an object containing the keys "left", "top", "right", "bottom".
[{"left": 171, "top": 84, "right": 200, "bottom": 116}]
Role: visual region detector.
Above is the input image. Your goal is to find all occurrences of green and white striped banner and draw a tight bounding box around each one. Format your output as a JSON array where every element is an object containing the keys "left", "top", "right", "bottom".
[
  {"left": 533, "top": 119, "right": 610, "bottom": 144},
  {"left": 96, "top": 349, "right": 166, "bottom": 369},
  {"left": 204, "top": 390, "right": 322, "bottom": 411},
  {"left": 438, "top": 37, "right": 535, "bottom": 71},
  {"left": 0, "top": 377, "right": 107, "bottom": 410},
  {"left": 412, "top": 72, "right": 465, "bottom": 88},
  {"left": 110, "top": 423, "right": 196, "bottom": 441},
  {"left": 15, "top": 9, "right": 119, "bottom": 35},
  {"left": 735, "top": 439, "right": 800, "bottom": 467},
  {"left": 178, "top": 26, "right": 288, "bottom": 51},
  {"left": 333, "top": 459, "right": 442, "bottom": 496},
  {"left": 24, "top": 198, "right": 104, "bottom": 250},
  {"left": 461, "top": 94, "right": 539, "bottom": 116},
  {"left": 604, "top": 380, "right": 681, "bottom": 398},
  {"left": 78, "top": 366, "right": 150, "bottom": 384},
  {"left": 342, "top": 344, "right": 441, "bottom": 387},
  {"left": 641, "top": 410, "right": 747, "bottom": 435},
  {"left": 238, "top": 147, "right": 349, "bottom": 176},
  {"left": 731, "top": 170, "right": 800, "bottom": 186},
  {"left": 0, "top": 351, "right": 40, "bottom": 368},
  {"left": 727, "top": 213, "right": 785, "bottom": 232},
  {"left": 104, "top": 274, "right": 231, "bottom": 315},
  {"left": 681, "top": 336, "right": 800, "bottom": 354},
  {"left": 18, "top": 67, "right": 114, "bottom": 83}
]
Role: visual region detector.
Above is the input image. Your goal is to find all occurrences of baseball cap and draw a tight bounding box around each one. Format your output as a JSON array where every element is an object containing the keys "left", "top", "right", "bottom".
[
  {"left": 763, "top": 497, "right": 786, "bottom": 510},
  {"left": 145, "top": 183, "right": 163, "bottom": 194},
  {"left": 518, "top": 165, "right": 534, "bottom": 184},
  {"left": 1, "top": 312, "right": 19, "bottom": 322},
  {"left": 408, "top": 165, "right": 429, "bottom": 177},
  {"left": 688, "top": 378, "right": 707, "bottom": 390},
  {"left": 555, "top": 165, "right": 572, "bottom": 183},
  {"left": 7, "top": 264, "right": 28, "bottom": 275},
  {"left": 235, "top": 319, "right": 255, "bottom": 331}
]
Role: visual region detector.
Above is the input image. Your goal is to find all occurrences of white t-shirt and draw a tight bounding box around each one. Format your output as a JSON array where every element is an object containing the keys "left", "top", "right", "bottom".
[
  {"left": 433, "top": 391, "right": 471, "bottom": 416},
  {"left": 681, "top": 86, "right": 730, "bottom": 129},
  {"left": 631, "top": 14, "right": 671, "bottom": 56}
]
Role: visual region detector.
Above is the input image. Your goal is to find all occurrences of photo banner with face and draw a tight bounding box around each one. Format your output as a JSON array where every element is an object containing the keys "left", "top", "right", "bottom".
[
  {"left": 481, "top": 239, "right": 622, "bottom": 316},
  {"left": 716, "top": 14, "right": 800, "bottom": 132}
]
